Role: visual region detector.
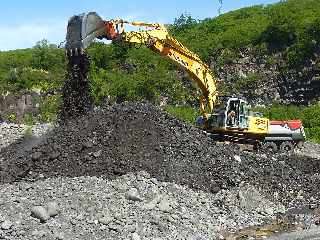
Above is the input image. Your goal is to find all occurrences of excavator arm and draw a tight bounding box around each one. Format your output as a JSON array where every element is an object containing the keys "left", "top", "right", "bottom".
[{"left": 66, "top": 12, "right": 218, "bottom": 117}]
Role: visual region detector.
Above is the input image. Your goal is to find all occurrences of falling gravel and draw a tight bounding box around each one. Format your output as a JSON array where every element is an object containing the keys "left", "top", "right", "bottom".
[{"left": 58, "top": 54, "right": 93, "bottom": 121}]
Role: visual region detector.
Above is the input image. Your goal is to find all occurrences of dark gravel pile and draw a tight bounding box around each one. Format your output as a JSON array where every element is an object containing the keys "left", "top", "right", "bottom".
[
  {"left": 58, "top": 54, "right": 93, "bottom": 121},
  {"left": 0, "top": 103, "right": 239, "bottom": 192},
  {"left": 0, "top": 102, "right": 319, "bottom": 208},
  {"left": 239, "top": 151, "right": 320, "bottom": 207}
]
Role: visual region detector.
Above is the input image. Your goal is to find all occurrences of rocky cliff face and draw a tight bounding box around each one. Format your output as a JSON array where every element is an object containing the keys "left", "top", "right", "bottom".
[
  {"left": 0, "top": 91, "right": 41, "bottom": 122},
  {"left": 211, "top": 48, "right": 320, "bottom": 106}
]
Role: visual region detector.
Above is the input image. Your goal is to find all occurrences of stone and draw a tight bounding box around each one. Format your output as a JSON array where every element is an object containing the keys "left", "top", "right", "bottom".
[
  {"left": 158, "top": 199, "right": 172, "bottom": 213},
  {"left": 32, "top": 230, "right": 46, "bottom": 237},
  {"left": 143, "top": 196, "right": 161, "bottom": 210},
  {"left": 143, "top": 201, "right": 157, "bottom": 210},
  {"left": 276, "top": 205, "right": 286, "bottom": 214},
  {"left": 98, "top": 216, "right": 113, "bottom": 225},
  {"left": 264, "top": 207, "right": 274, "bottom": 215},
  {"left": 1, "top": 220, "right": 13, "bottom": 230},
  {"left": 150, "top": 215, "right": 161, "bottom": 225},
  {"left": 139, "top": 171, "right": 150, "bottom": 179},
  {"left": 127, "top": 225, "right": 137, "bottom": 233},
  {"left": 126, "top": 188, "right": 143, "bottom": 202},
  {"left": 54, "top": 232, "right": 64, "bottom": 240},
  {"left": 83, "top": 140, "right": 94, "bottom": 148},
  {"left": 70, "top": 219, "right": 77, "bottom": 225},
  {"left": 31, "top": 152, "right": 42, "bottom": 160},
  {"left": 108, "top": 224, "right": 120, "bottom": 232},
  {"left": 46, "top": 201, "right": 59, "bottom": 217},
  {"left": 297, "top": 190, "right": 304, "bottom": 200},
  {"left": 31, "top": 206, "right": 50, "bottom": 222},
  {"left": 132, "top": 232, "right": 141, "bottom": 240},
  {"left": 234, "top": 155, "right": 241, "bottom": 163},
  {"left": 49, "top": 152, "right": 60, "bottom": 160},
  {"left": 93, "top": 150, "right": 102, "bottom": 158}
]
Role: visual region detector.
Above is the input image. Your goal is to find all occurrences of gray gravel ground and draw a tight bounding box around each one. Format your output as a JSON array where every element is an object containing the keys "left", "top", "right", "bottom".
[
  {"left": 0, "top": 171, "right": 284, "bottom": 240},
  {"left": 267, "top": 227, "right": 320, "bottom": 240},
  {"left": 0, "top": 123, "right": 53, "bottom": 150},
  {"left": 296, "top": 142, "right": 320, "bottom": 160}
]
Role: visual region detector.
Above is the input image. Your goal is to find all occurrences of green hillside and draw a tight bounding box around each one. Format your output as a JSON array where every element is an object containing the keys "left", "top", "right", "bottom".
[
  {"left": 173, "top": 0, "right": 320, "bottom": 62},
  {"left": 0, "top": 40, "right": 65, "bottom": 93}
]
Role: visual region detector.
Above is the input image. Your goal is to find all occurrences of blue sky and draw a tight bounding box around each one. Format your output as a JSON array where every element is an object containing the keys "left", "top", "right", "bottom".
[{"left": 0, "top": 0, "right": 279, "bottom": 51}]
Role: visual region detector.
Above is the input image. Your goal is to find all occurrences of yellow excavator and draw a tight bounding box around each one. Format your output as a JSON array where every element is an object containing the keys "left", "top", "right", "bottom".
[{"left": 65, "top": 12, "right": 305, "bottom": 151}]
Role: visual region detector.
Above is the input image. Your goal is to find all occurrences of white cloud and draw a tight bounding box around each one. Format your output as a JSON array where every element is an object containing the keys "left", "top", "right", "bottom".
[{"left": 0, "top": 19, "right": 67, "bottom": 51}]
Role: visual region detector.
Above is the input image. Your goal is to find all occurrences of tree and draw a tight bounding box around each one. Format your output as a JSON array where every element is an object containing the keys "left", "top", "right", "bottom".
[
  {"left": 218, "top": 0, "right": 223, "bottom": 15},
  {"left": 31, "top": 39, "right": 65, "bottom": 71},
  {"left": 173, "top": 14, "right": 197, "bottom": 29}
]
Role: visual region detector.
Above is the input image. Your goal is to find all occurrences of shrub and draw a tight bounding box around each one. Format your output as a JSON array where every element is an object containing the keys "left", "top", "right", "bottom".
[
  {"left": 39, "top": 95, "right": 60, "bottom": 123},
  {"left": 22, "top": 114, "right": 36, "bottom": 126},
  {"left": 4, "top": 113, "right": 17, "bottom": 123}
]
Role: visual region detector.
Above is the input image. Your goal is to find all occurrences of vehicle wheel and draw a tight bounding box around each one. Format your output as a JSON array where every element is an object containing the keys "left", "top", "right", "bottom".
[
  {"left": 280, "top": 141, "right": 294, "bottom": 152},
  {"left": 262, "top": 142, "right": 278, "bottom": 152}
]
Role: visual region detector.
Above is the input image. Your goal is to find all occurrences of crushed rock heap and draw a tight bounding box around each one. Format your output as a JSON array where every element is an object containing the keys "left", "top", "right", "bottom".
[
  {"left": 0, "top": 172, "right": 286, "bottom": 240},
  {"left": 0, "top": 102, "right": 319, "bottom": 209}
]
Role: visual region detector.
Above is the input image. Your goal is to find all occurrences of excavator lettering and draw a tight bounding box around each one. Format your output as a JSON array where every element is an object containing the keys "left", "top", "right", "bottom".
[{"left": 65, "top": 12, "right": 305, "bottom": 152}]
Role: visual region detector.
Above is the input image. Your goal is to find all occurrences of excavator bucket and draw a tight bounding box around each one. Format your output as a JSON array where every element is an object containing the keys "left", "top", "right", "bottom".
[{"left": 65, "top": 12, "right": 106, "bottom": 55}]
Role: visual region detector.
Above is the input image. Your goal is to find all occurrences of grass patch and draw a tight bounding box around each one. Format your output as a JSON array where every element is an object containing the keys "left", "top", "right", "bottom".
[{"left": 164, "top": 105, "right": 200, "bottom": 124}]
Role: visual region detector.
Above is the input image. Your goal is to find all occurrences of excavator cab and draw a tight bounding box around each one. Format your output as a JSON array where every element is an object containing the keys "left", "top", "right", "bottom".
[
  {"left": 198, "top": 97, "right": 250, "bottom": 130},
  {"left": 223, "top": 98, "right": 250, "bottom": 129},
  {"left": 197, "top": 96, "right": 269, "bottom": 143},
  {"left": 196, "top": 96, "right": 270, "bottom": 144},
  {"left": 227, "top": 99, "right": 251, "bottom": 129}
]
